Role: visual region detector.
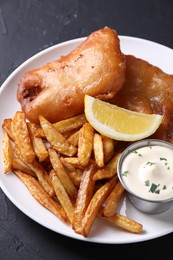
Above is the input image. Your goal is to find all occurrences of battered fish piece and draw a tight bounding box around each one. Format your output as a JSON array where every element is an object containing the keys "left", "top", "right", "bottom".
[
  {"left": 17, "top": 27, "right": 126, "bottom": 123},
  {"left": 111, "top": 55, "right": 173, "bottom": 142}
]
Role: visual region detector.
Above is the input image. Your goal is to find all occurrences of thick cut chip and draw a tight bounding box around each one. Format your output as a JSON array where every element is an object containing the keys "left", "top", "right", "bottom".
[
  {"left": 93, "top": 133, "right": 104, "bottom": 168},
  {"left": 103, "top": 180, "right": 125, "bottom": 217},
  {"left": 53, "top": 114, "right": 87, "bottom": 133},
  {"left": 63, "top": 157, "right": 85, "bottom": 170},
  {"left": 93, "top": 152, "right": 121, "bottom": 180},
  {"left": 78, "top": 123, "right": 94, "bottom": 167},
  {"left": 67, "top": 130, "right": 80, "bottom": 147},
  {"left": 12, "top": 157, "right": 36, "bottom": 177},
  {"left": 2, "top": 131, "right": 13, "bottom": 173},
  {"left": 101, "top": 212, "right": 142, "bottom": 234},
  {"left": 28, "top": 122, "right": 48, "bottom": 162},
  {"left": 60, "top": 157, "right": 76, "bottom": 172},
  {"left": 14, "top": 170, "right": 67, "bottom": 222},
  {"left": 69, "top": 170, "right": 83, "bottom": 187},
  {"left": 102, "top": 136, "right": 115, "bottom": 163},
  {"left": 39, "top": 115, "right": 77, "bottom": 156},
  {"left": 50, "top": 170, "right": 74, "bottom": 223},
  {"left": 12, "top": 111, "right": 35, "bottom": 164},
  {"left": 72, "top": 163, "right": 95, "bottom": 235},
  {"left": 2, "top": 118, "right": 14, "bottom": 141},
  {"left": 82, "top": 176, "right": 117, "bottom": 237},
  {"left": 35, "top": 114, "right": 86, "bottom": 138},
  {"left": 28, "top": 159, "right": 54, "bottom": 197},
  {"left": 49, "top": 148, "right": 77, "bottom": 199}
]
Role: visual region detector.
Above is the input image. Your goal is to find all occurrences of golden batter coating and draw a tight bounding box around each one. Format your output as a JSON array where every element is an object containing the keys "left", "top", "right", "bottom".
[
  {"left": 111, "top": 55, "right": 173, "bottom": 142},
  {"left": 17, "top": 27, "right": 126, "bottom": 123}
]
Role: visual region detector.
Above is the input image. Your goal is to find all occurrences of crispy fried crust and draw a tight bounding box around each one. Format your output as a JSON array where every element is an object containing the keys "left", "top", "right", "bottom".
[
  {"left": 17, "top": 27, "right": 126, "bottom": 123},
  {"left": 111, "top": 55, "right": 173, "bottom": 142}
]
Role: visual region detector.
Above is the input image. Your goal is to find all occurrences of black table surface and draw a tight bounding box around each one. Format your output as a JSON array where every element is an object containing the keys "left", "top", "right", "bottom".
[{"left": 1, "top": 0, "right": 173, "bottom": 259}]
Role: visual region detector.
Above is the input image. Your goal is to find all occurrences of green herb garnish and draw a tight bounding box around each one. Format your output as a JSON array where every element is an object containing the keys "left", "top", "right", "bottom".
[
  {"left": 132, "top": 150, "right": 142, "bottom": 157},
  {"left": 146, "top": 161, "right": 156, "bottom": 166},
  {"left": 122, "top": 170, "right": 129, "bottom": 177},
  {"left": 149, "top": 183, "right": 160, "bottom": 194},
  {"left": 160, "top": 157, "right": 167, "bottom": 161},
  {"left": 145, "top": 180, "right": 150, "bottom": 186},
  {"left": 160, "top": 157, "right": 170, "bottom": 170}
]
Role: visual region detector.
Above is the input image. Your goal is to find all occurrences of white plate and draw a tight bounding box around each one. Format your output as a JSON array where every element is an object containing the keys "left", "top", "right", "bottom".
[{"left": 1, "top": 35, "right": 173, "bottom": 244}]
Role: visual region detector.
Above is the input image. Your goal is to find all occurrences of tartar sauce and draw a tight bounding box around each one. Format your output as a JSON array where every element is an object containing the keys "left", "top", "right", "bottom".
[{"left": 121, "top": 145, "right": 173, "bottom": 200}]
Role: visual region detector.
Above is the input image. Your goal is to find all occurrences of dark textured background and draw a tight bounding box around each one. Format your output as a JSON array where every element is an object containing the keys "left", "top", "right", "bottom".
[{"left": 1, "top": 0, "right": 173, "bottom": 259}]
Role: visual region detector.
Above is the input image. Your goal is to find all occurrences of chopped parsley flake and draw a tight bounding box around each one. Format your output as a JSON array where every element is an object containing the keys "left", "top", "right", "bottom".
[
  {"left": 146, "top": 161, "right": 156, "bottom": 166},
  {"left": 122, "top": 170, "right": 129, "bottom": 177},
  {"left": 145, "top": 182, "right": 167, "bottom": 194},
  {"left": 160, "top": 157, "right": 167, "bottom": 161},
  {"left": 149, "top": 183, "right": 160, "bottom": 194},
  {"left": 132, "top": 150, "right": 142, "bottom": 157},
  {"left": 160, "top": 157, "right": 170, "bottom": 170},
  {"left": 145, "top": 180, "right": 150, "bottom": 186}
]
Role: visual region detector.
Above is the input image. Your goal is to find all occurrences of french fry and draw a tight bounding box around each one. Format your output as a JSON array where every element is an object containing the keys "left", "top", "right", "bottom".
[
  {"left": 53, "top": 113, "right": 87, "bottom": 133},
  {"left": 35, "top": 114, "right": 86, "bottom": 138},
  {"left": 50, "top": 170, "right": 74, "bottom": 223},
  {"left": 61, "top": 129, "right": 76, "bottom": 139},
  {"left": 62, "top": 157, "right": 85, "bottom": 170},
  {"left": 103, "top": 180, "right": 125, "bottom": 217},
  {"left": 28, "top": 122, "right": 48, "bottom": 162},
  {"left": 78, "top": 123, "right": 94, "bottom": 167},
  {"left": 34, "top": 127, "right": 45, "bottom": 138},
  {"left": 69, "top": 169, "right": 83, "bottom": 187},
  {"left": 93, "top": 133, "right": 104, "bottom": 168},
  {"left": 2, "top": 131, "right": 13, "bottom": 173},
  {"left": 93, "top": 152, "right": 121, "bottom": 181},
  {"left": 101, "top": 212, "right": 143, "bottom": 234},
  {"left": 67, "top": 130, "right": 80, "bottom": 147},
  {"left": 102, "top": 136, "right": 115, "bottom": 163},
  {"left": 12, "top": 157, "right": 36, "bottom": 177},
  {"left": 82, "top": 176, "right": 117, "bottom": 237},
  {"left": 12, "top": 111, "right": 35, "bottom": 164},
  {"left": 2, "top": 118, "right": 14, "bottom": 141},
  {"left": 35, "top": 128, "right": 76, "bottom": 139},
  {"left": 60, "top": 157, "right": 76, "bottom": 172},
  {"left": 28, "top": 159, "right": 55, "bottom": 197},
  {"left": 2, "top": 110, "right": 145, "bottom": 238},
  {"left": 13, "top": 144, "right": 32, "bottom": 165},
  {"left": 72, "top": 163, "right": 95, "bottom": 235},
  {"left": 49, "top": 148, "right": 77, "bottom": 199},
  {"left": 14, "top": 170, "right": 68, "bottom": 222},
  {"left": 39, "top": 115, "right": 77, "bottom": 156}
]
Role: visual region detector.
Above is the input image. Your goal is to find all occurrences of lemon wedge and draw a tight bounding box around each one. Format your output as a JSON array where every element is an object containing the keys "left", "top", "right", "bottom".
[{"left": 84, "top": 95, "right": 163, "bottom": 141}]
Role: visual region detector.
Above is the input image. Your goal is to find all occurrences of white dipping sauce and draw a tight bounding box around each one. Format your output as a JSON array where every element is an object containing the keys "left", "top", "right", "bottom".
[{"left": 121, "top": 145, "right": 173, "bottom": 200}]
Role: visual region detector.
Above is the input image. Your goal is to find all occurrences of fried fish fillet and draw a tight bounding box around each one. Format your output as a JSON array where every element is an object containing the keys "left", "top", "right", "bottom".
[
  {"left": 17, "top": 27, "right": 126, "bottom": 123},
  {"left": 111, "top": 55, "right": 173, "bottom": 142}
]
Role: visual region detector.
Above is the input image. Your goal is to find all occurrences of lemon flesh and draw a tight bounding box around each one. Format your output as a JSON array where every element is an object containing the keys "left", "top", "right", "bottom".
[{"left": 84, "top": 95, "right": 163, "bottom": 141}]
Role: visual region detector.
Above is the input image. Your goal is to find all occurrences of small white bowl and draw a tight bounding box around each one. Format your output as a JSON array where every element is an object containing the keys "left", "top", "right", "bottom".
[{"left": 117, "top": 139, "right": 173, "bottom": 214}]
